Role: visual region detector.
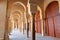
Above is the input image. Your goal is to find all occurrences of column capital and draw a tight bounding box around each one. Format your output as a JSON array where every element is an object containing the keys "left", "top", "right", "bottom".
[
  {"left": 29, "top": 0, "right": 37, "bottom": 5},
  {"left": 27, "top": 0, "right": 37, "bottom": 16},
  {"left": 29, "top": 3, "right": 37, "bottom": 15}
]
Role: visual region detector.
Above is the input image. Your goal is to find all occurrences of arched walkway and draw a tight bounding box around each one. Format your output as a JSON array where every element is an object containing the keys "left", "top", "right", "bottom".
[{"left": 3, "top": 0, "right": 60, "bottom": 40}]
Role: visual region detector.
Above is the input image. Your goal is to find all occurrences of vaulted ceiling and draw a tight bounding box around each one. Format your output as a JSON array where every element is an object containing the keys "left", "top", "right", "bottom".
[{"left": 7, "top": 0, "right": 44, "bottom": 23}]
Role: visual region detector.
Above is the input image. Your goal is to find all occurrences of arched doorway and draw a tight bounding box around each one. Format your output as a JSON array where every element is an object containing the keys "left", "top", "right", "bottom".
[
  {"left": 35, "top": 10, "right": 41, "bottom": 33},
  {"left": 35, "top": 6, "right": 42, "bottom": 34},
  {"left": 4, "top": 1, "right": 26, "bottom": 40},
  {"left": 45, "top": 1, "right": 60, "bottom": 38}
]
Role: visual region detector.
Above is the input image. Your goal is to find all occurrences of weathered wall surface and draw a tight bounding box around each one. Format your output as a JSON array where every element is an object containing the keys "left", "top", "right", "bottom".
[{"left": 0, "top": 0, "right": 7, "bottom": 40}]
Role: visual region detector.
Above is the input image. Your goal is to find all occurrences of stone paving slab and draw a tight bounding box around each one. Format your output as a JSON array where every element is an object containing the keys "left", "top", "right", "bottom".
[{"left": 9, "top": 28, "right": 60, "bottom": 40}]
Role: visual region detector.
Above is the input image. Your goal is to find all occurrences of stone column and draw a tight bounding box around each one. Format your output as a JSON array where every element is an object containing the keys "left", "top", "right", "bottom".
[
  {"left": 4, "top": 17, "right": 9, "bottom": 40},
  {"left": 11, "top": 16, "right": 14, "bottom": 31},
  {"left": 32, "top": 13, "right": 35, "bottom": 40},
  {"left": 29, "top": 3, "right": 37, "bottom": 40},
  {"left": 4, "top": 0, "right": 9, "bottom": 40},
  {"left": 23, "top": 14, "right": 25, "bottom": 34},
  {"left": 12, "top": 19, "right": 14, "bottom": 30},
  {"left": 42, "top": 6, "right": 46, "bottom": 36},
  {"left": 8, "top": 17, "right": 12, "bottom": 35},
  {"left": 21, "top": 14, "right": 24, "bottom": 33},
  {"left": 18, "top": 19, "right": 20, "bottom": 30},
  {"left": 26, "top": 15, "right": 28, "bottom": 37}
]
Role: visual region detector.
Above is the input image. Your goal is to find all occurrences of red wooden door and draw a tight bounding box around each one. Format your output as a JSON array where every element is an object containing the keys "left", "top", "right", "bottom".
[
  {"left": 35, "top": 10, "right": 41, "bottom": 33},
  {"left": 45, "top": 1, "right": 60, "bottom": 37}
]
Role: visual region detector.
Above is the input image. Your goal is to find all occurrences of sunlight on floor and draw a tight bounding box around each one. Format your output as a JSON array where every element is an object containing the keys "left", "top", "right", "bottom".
[
  {"left": 9, "top": 28, "right": 60, "bottom": 40},
  {"left": 9, "top": 28, "right": 30, "bottom": 40}
]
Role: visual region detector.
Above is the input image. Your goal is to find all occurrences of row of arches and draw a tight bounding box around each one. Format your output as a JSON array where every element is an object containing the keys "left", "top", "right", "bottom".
[
  {"left": 4, "top": 1, "right": 60, "bottom": 40},
  {"left": 36, "top": 1, "right": 60, "bottom": 38},
  {"left": 26, "top": 0, "right": 60, "bottom": 38},
  {"left": 34, "top": 1, "right": 60, "bottom": 38}
]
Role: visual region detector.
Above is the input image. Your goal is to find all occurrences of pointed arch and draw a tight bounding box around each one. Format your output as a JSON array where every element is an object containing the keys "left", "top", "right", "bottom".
[{"left": 45, "top": 1, "right": 60, "bottom": 37}]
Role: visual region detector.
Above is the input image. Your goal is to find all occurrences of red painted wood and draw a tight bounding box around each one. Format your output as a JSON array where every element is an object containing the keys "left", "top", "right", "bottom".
[
  {"left": 48, "top": 18, "right": 54, "bottom": 36},
  {"left": 35, "top": 10, "right": 41, "bottom": 33},
  {"left": 45, "top": 19, "right": 49, "bottom": 36},
  {"left": 45, "top": 1, "right": 60, "bottom": 37},
  {"left": 54, "top": 15, "right": 60, "bottom": 38}
]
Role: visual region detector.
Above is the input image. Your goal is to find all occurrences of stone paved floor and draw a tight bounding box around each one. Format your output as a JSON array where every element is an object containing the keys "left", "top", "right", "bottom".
[{"left": 9, "top": 28, "right": 60, "bottom": 40}]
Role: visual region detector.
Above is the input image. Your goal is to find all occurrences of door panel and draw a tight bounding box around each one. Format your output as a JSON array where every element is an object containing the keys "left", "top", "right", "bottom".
[
  {"left": 45, "top": 1, "right": 59, "bottom": 37},
  {"left": 54, "top": 15, "right": 60, "bottom": 37},
  {"left": 48, "top": 18, "right": 54, "bottom": 36},
  {"left": 35, "top": 10, "right": 41, "bottom": 33}
]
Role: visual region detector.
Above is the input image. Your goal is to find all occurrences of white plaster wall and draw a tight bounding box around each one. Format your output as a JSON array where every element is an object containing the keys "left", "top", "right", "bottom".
[{"left": 0, "top": 0, "right": 7, "bottom": 40}]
